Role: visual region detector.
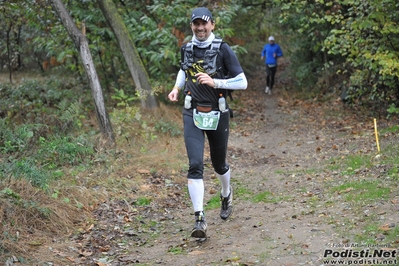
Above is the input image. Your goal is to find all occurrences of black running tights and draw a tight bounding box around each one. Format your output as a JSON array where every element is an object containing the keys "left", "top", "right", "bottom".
[
  {"left": 183, "top": 112, "right": 230, "bottom": 179},
  {"left": 266, "top": 65, "right": 277, "bottom": 90}
]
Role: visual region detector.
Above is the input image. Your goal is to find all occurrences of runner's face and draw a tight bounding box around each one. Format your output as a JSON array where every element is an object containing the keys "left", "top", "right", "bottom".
[{"left": 191, "top": 19, "right": 214, "bottom": 41}]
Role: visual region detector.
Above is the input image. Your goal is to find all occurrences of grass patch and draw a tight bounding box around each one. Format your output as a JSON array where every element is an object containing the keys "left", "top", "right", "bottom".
[
  {"left": 379, "top": 124, "right": 399, "bottom": 134},
  {"left": 341, "top": 154, "right": 372, "bottom": 175},
  {"left": 205, "top": 183, "right": 254, "bottom": 211},
  {"left": 167, "top": 246, "right": 185, "bottom": 255},
  {"left": 204, "top": 183, "right": 291, "bottom": 210},
  {"left": 234, "top": 186, "right": 253, "bottom": 201},
  {"left": 205, "top": 195, "right": 220, "bottom": 211},
  {"left": 387, "top": 167, "right": 399, "bottom": 180},
  {"left": 275, "top": 169, "right": 286, "bottom": 174},
  {"left": 252, "top": 191, "right": 291, "bottom": 203},
  {"left": 135, "top": 197, "right": 152, "bottom": 206},
  {"left": 330, "top": 180, "right": 390, "bottom": 203},
  {"left": 378, "top": 140, "right": 399, "bottom": 180},
  {"left": 354, "top": 222, "right": 399, "bottom": 245}
]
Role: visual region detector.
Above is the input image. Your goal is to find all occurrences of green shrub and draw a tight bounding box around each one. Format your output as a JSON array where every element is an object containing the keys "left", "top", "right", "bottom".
[
  {"left": 0, "top": 119, "right": 44, "bottom": 154},
  {"left": 154, "top": 119, "right": 182, "bottom": 137},
  {"left": 0, "top": 158, "right": 51, "bottom": 189},
  {"left": 38, "top": 136, "right": 95, "bottom": 167},
  {"left": 0, "top": 78, "right": 86, "bottom": 125}
]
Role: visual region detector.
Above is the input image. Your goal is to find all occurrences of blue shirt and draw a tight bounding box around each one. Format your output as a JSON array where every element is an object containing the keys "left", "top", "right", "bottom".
[{"left": 261, "top": 43, "right": 283, "bottom": 65}]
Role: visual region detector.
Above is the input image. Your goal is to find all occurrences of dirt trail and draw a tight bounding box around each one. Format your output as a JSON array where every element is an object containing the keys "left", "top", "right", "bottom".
[
  {"left": 116, "top": 64, "right": 344, "bottom": 265},
  {"left": 29, "top": 60, "right": 399, "bottom": 266},
  {"left": 119, "top": 62, "right": 399, "bottom": 266}
]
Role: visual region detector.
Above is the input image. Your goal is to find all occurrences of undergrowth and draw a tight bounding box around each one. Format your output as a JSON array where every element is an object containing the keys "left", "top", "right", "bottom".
[{"left": 0, "top": 76, "right": 186, "bottom": 262}]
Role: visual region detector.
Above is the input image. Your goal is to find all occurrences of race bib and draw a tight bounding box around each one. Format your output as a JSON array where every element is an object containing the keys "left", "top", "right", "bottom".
[{"left": 193, "top": 109, "right": 220, "bottom": 130}]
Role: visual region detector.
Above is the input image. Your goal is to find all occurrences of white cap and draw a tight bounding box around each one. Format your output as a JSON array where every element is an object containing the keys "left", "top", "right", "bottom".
[{"left": 268, "top": 36, "right": 275, "bottom": 41}]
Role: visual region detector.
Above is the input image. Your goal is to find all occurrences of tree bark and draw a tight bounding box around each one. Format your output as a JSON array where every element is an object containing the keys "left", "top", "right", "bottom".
[
  {"left": 49, "top": 0, "right": 115, "bottom": 146},
  {"left": 97, "top": 0, "right": 158, "bottom": 109},
  {"left": 6, "top": 22, "right": 13, "bottom": 84}
]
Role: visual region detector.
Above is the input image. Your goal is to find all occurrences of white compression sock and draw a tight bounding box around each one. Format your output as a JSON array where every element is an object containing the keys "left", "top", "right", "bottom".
[
  {"left": 217, "top": 168, "right": 231, "bottom": 198},
  {"left": 187, "top": 179, "right": 204, "bottom": 213}
]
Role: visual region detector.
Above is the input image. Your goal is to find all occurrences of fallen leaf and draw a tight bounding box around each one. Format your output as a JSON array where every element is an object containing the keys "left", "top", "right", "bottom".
[
  {"left": 99, "top": 245, "right": 110, "bottom": 252},
  {"left": 86, "top": 224, "right": 94, "bottom": 231},
  {"left": 338, "top": 187, "right": 353, "bottom": 194},
  {"left": 137, "top": 169, "right": 150, "bottom": 174},
  {"left": 379, "top": 223, "right": 395, "bottom": 231},
  {"left": 79, "top": 250, "right": 93, "bottom": 257},
  {"left": 124, "top": 216, "right": 132, "bottom": 222}
]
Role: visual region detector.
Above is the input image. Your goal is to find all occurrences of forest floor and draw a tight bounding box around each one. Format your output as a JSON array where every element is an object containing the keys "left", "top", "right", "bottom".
[{"left": 7, "top": 59, "right": 399, "bottom": 266}]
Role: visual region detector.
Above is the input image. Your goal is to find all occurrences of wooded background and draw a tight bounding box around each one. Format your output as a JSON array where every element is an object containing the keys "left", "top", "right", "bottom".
[
  {"left": 1, "top": 0, "right": 399, "bottom": 164},
  {"left": 2, "top": 0, "right": 398, "bottom": 113},
  {"left": 1, "top": 0, "right": 399, "bottom": 262}
]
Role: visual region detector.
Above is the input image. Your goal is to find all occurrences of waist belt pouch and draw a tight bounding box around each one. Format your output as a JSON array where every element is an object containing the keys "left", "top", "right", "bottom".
[{"left": 196, "top": 103, "right": 212, "bottom": 113}]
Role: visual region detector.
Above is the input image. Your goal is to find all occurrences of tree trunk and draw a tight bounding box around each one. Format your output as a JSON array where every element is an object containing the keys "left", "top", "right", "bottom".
[
  {"left": 49, "top": 0, "right": 115, "bottom": 146},
  {"left": 6, "top": 22, "right": 13, "bottom": 84},
  {"left": 97, "top": 0, "right": 158, "bottom": 109}
]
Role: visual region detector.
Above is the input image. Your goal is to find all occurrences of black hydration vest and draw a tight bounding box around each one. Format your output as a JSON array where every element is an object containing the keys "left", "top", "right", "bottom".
[
  {"left": 181, "top": 38, "right": 234, "bottom": 117},
  {"left": 181, "top": 38, "right": 225, "bottom": 78}
]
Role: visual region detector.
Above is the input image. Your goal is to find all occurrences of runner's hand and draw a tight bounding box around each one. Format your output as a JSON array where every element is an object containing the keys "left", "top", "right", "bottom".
[
  {"left": 168, "top": 88, "right": 179, "bottom": 102},
  {"left": 195, "top": 73, "right": 215, "bottom": 87}
]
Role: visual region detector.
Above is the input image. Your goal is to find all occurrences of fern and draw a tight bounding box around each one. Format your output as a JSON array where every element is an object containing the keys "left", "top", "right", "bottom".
[{"left": 57, "top": 100, "right": 83, "bottom": 131}]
